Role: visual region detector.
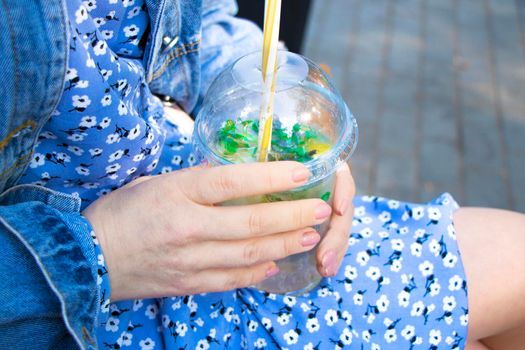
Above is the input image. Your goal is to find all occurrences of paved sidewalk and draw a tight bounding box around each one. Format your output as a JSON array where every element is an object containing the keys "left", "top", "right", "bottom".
[{"left": 303, "top": 0, "right": 525, "bottom": 211}]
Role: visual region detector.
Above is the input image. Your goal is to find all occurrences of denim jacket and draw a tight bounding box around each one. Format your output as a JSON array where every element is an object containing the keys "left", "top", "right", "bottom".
[{"left": 0, "top": 0, "right": 261, "bottom": 348}]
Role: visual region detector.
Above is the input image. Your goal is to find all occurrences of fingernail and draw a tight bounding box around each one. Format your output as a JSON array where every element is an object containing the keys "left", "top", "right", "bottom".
[
  {"left": 322, "top": 250, "right": 337, "bottom": 276},
  {"left": 301, "top": 230, "right": 321, "bottom": 246},
  {"left": 315, "top": 203, "right": 332, "bottom": 220},
  {"left": 265, "top": 265, "right": 280, "bottom": 278},
  {"left": 337, "top": 198, "right": 349, "bottom": 216},
  {"left": 292, "top": 167, "right": 310, "bottom": 183}
]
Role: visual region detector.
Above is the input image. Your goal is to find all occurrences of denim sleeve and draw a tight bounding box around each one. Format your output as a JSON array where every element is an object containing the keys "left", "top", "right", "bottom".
[
  {"left": 194, "top": 0, "right": 263, "bottom": 114},
  {"left": 0, "top": 185, "right": 105, "bottom": 350}
]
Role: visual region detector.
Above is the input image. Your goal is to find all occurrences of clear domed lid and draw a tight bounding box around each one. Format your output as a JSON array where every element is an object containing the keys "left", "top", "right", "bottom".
[{"left": 194, "top": 51, "right": 358, "bottom": 185}]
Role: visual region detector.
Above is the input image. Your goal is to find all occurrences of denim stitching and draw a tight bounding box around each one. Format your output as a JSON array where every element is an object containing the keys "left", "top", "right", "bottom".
[
  {"left": 2, "top": 0, "right": 20, "bottom": 134},
  {"left": 151, "top": 40, "right": 200, "bottom": 80},
  {"left": 0, "top": 120, "right": 36, "bottom": 151},
  {"left": 0, "top": 151, "right": 33, "bottom": 179}
]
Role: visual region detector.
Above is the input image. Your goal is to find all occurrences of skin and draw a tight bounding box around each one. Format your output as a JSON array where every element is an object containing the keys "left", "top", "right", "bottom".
[
  {"left": 83, "top": 161, "right": 354, "bottom": 301},
  {"left": 454, "top": 208, "right": 525, "bottom": 350}
]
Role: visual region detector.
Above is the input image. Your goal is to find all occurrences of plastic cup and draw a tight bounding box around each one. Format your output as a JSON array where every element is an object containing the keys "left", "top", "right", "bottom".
[{"left": 193, "top": 51, "right": 358, "bottom": 295}]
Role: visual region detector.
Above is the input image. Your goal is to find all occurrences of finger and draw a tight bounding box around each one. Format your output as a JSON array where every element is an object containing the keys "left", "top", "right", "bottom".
[
  {"left": 187, "top": 228, "right": 320, "bottom": 270},
  {"left": 199, "top": 198, "right": 332, "bottom": 240},
  {"left": 179, "top": 161, "right": 311, "bottom": 204},
  {"left": 332, "top": 162, "right": 356, "bottom": 216},
  {"left": 316, "top": 201, "right": 354, "bottom": 277},
  {"left": 189, "top": 261, "right": 280, "bottom": 293}
]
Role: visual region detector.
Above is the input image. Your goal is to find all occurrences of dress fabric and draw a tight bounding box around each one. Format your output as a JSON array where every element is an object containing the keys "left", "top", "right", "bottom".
[{"left": 19, "top": 1, "right": 469, "bottom": 349}]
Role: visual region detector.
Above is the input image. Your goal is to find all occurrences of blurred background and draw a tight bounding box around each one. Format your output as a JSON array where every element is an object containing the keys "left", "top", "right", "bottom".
[{"left": 238, "top": 0, "right": 525, "bottom": 212}]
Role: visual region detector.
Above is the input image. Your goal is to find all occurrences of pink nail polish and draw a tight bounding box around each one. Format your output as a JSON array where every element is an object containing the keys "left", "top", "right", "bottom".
[
  {"left": 292, "top": 167, "right": 310, "bottom": 183},
  {"left": 322, "top": 250, "right": 336, "bottom": 270},
  {"left": 265, "top": 265, "right": 280, "bottom": 278},
  {"left": 314, "top": 203, "right": 332, "bottom": 220},
  {"left": 337, "top": 198, "right": 349, "bottom": 216},
  {"left": 301, "top": 231, "right": 320, "bottom": 246}
]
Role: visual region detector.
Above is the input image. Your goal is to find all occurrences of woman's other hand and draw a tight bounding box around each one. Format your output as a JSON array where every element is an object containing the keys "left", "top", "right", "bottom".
[{"left": 83, "top": 161, "right": 332, "bottom": 301}]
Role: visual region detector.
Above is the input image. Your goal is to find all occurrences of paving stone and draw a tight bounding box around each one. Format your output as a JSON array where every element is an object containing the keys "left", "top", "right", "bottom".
[{"left": 302, "top": 0, "right": 524, "bottom": 210}]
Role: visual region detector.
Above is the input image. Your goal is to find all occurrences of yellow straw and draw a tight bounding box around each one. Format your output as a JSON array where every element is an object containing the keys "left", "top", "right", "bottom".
[{"left": 257, "top": 0, "right": 282, "bottom": 162}]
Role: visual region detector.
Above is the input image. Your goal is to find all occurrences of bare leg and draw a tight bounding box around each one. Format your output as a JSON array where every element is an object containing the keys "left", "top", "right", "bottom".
[
  {"left": 454, "top": 208, "right": 525, "bottom": 345},
  {"left": 466, "top": 341, "right": 492, "bottom": 350},
  {"left": 482, "top": 323, "right": 525, "bottom": 350}
]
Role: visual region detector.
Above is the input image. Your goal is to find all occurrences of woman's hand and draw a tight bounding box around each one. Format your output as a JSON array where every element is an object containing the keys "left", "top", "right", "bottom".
[
  {"left": 83, "top": 161, "right": 333, "bottom": 301},
  {"left": 315, "top": 163, "right": 355, "bottom": 277}
]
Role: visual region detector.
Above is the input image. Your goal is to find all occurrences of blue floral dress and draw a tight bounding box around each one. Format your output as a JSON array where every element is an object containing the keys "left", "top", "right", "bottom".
[{"left": 20, "top": 1, "right": 469, "bottom": 349}]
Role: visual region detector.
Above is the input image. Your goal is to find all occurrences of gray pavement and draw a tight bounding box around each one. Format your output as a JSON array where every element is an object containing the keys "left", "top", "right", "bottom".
[{"left": 303, "top": 0, "right": 525, "bottom": 211}]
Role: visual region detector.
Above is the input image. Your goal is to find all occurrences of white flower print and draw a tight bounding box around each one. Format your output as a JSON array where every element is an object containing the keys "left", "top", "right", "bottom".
[
  {"left": 447, "top": 224, "right": 457, "bottom": 239},
  {"left": 161, "top": 314, "right": 171, "bottom": 327},
  {"left": 145, "top": 304, "right": 158, "bottom": 319},
  {"left": 139, "top": 338, "right": 155, "bottom": 350},
  {"left": 151, "top": 142, "right": 161, "bottom": 156},
  {"left": 460, "top": 313, "right": 469, "bottom": 326},
  {"left": 146, "top": 159, "right": 159, "bottom": 172},
  {"left": 344, "top": 265, "right": 358, "bottom": 280},
  {"left": 254, "top": 338, "right": 267, "bottom": 348},
  {"left": 340, "top": 327, "right": 353, "bottom": 345},
  {"left": 360, "top": 227, "right": 373, "bottom": 238},
  {"left": 387, "top": 199, "right": 400, "bottom": 209},
  {"left": 133, "top": 299, "right": 143, "bottom": 311},
  {"left": 195, "top": 340, "right": 209, "bottom": 350},
  {"left": 101, "top": 94, "right": 112, "bottom": 106},
  {"left": 93, "top": 17, "right": 106, "bottom": 28},
  {"left": 30, "top": 153, "right": 45, "bottom": 168},
  {"left": 100, "top": 29, "right": 114, "bottom": 40},
  {"left": 124, "top": 24, "right": 140, "bottom": 37},
  {"left": 354, "top": 206, "right": 365, "bottom": 216},
  {"left": 98, "top": 117, "right": 111, "bottom": 129},
  {"left": 306, "top": 317, "right": 319, "bottom": 333},
  {"left": 443, "top": 252, "right": 458, "bottom": 268},
  {"left": 128, "top": 6, "right": 142, "bottom": 19},
  {"left": 261, "top": 317, "right": 272, "bottom": 330},
  {"left": 108, "top": 149, "right": 126, "bottom": 162},
  {"left": 68, "top": 133, "right": 86, "bottom": 142},
  {"left": 68, "top": 145, "right": 84, "bottom": 156},
  {"left": 105, "top": 317, "right": 119, "bottom": 332},
  {"left": 80, "top": 115, "right": 97, "bottom": 128},
  {"left": 175, "top": 322, "right": 188, "bottom": 337},
  {"left": 145, "top": 131, "right": 154, "bottom": 144},
  {"left": 428, "top": 207, "right": 442, "bottom": 221},
  {"left": 75, "top": 166, "right": 90, "bottom": 176},
  {"left": 418, "top": 261, "right": 434, "bottom": 277},
  {"left": 401, "top": 325, "right": 415, "bottom": 340},
  {"left": 324, "top": 309, "right": 338, "bottom": 326},
  {"left": 410, "top": 242, "right": 422, "bottom": 257},
  {"left": 75, "top": 5, "right": 88, "bottom": 23},
  {"left": 106, "top": 133, "right": 121, "bottom": 144},
  {"left": 100, "top": 69, "right": 112, "bottom": 81},
  {"left": 430, "top": 280, "right": 441, "bottom": 296},
  {"left": 366, "top": 266, "right": 381, "bottom": 281},
  {"left": 391, "top": 239, "right": 404, "bottom": 251},
  {"left": 429, "top": 329, "right": 442, "bottom": 345},
  {"left": 378, "top": 211, "right": 391, "bottom": 222},
  {"left": 276, "top": 313, "right": 290, "bottom": 326},
  {"left": 356, "top": 251, "right": 370, "bottom": 266},
  {"left": 443, "top": 295, "right": 457, "bottom": 312},
  {"left": 283, "top": 329, "right": 299, "bottom": 345},
  {"left": 283, "top": 296, "right": 296, "bottom": 307},
  {"left": 411, "top": 301, "right": 425, "bottom": 317},
  {"left": 39, "top": 130, "right": 57, "bottom": 139},
  {"left": 303, "top": 343, "right": 315, "bottom": 350},
  {"left": 126, "top": 167, "right": 137, "bottom": 175},
  {"left": 118, "top": 101, "right": 128, "bottom": 115},
  {"left": 118, "top": 331, "right": 132, "bottom": 346},
  {"left": 122, "top": 0, "right": 135, "bottom": 7},
  {"left": 449, "top": 275, "right": 464, "bottom": 291},
  {"left": 128, "top": 124, "right": 141, "bottom": 140},
  {"left": 133, "top": 153, "right": 145, "bottom": 162},
  {"left": 83, "top": 0, "right": 96, "bottom": 11},
  {"left": 376, "top": 295, "right": 390, "bottom": 313},
  {"left": 93, "top": 40, "right": 108, "bottom": 56},
  {"left": 247, "top": 320, "right": 258, "bottom": 332},
  {"left": 429, "top": 239, "right": 441, "bottom": 256},
  {"left": 384, "top": 328, "right": 397, "bottom": 343},
  {"left": 72, "top": 95, "right": 91, "bottom": 111},
  {"left": 410, "top": 206, "right": 425, "bottom": 220},
  {"left": 353, "top": 292, "right": 364, "bottom": 305},
  {"left": 390, "top": 258, "right": 402, "bottom": 272}
]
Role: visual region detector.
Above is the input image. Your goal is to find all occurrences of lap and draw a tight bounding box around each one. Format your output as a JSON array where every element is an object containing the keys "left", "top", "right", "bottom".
[{"left": 454, "top": 207, "right": 525, "bottom": 340}]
